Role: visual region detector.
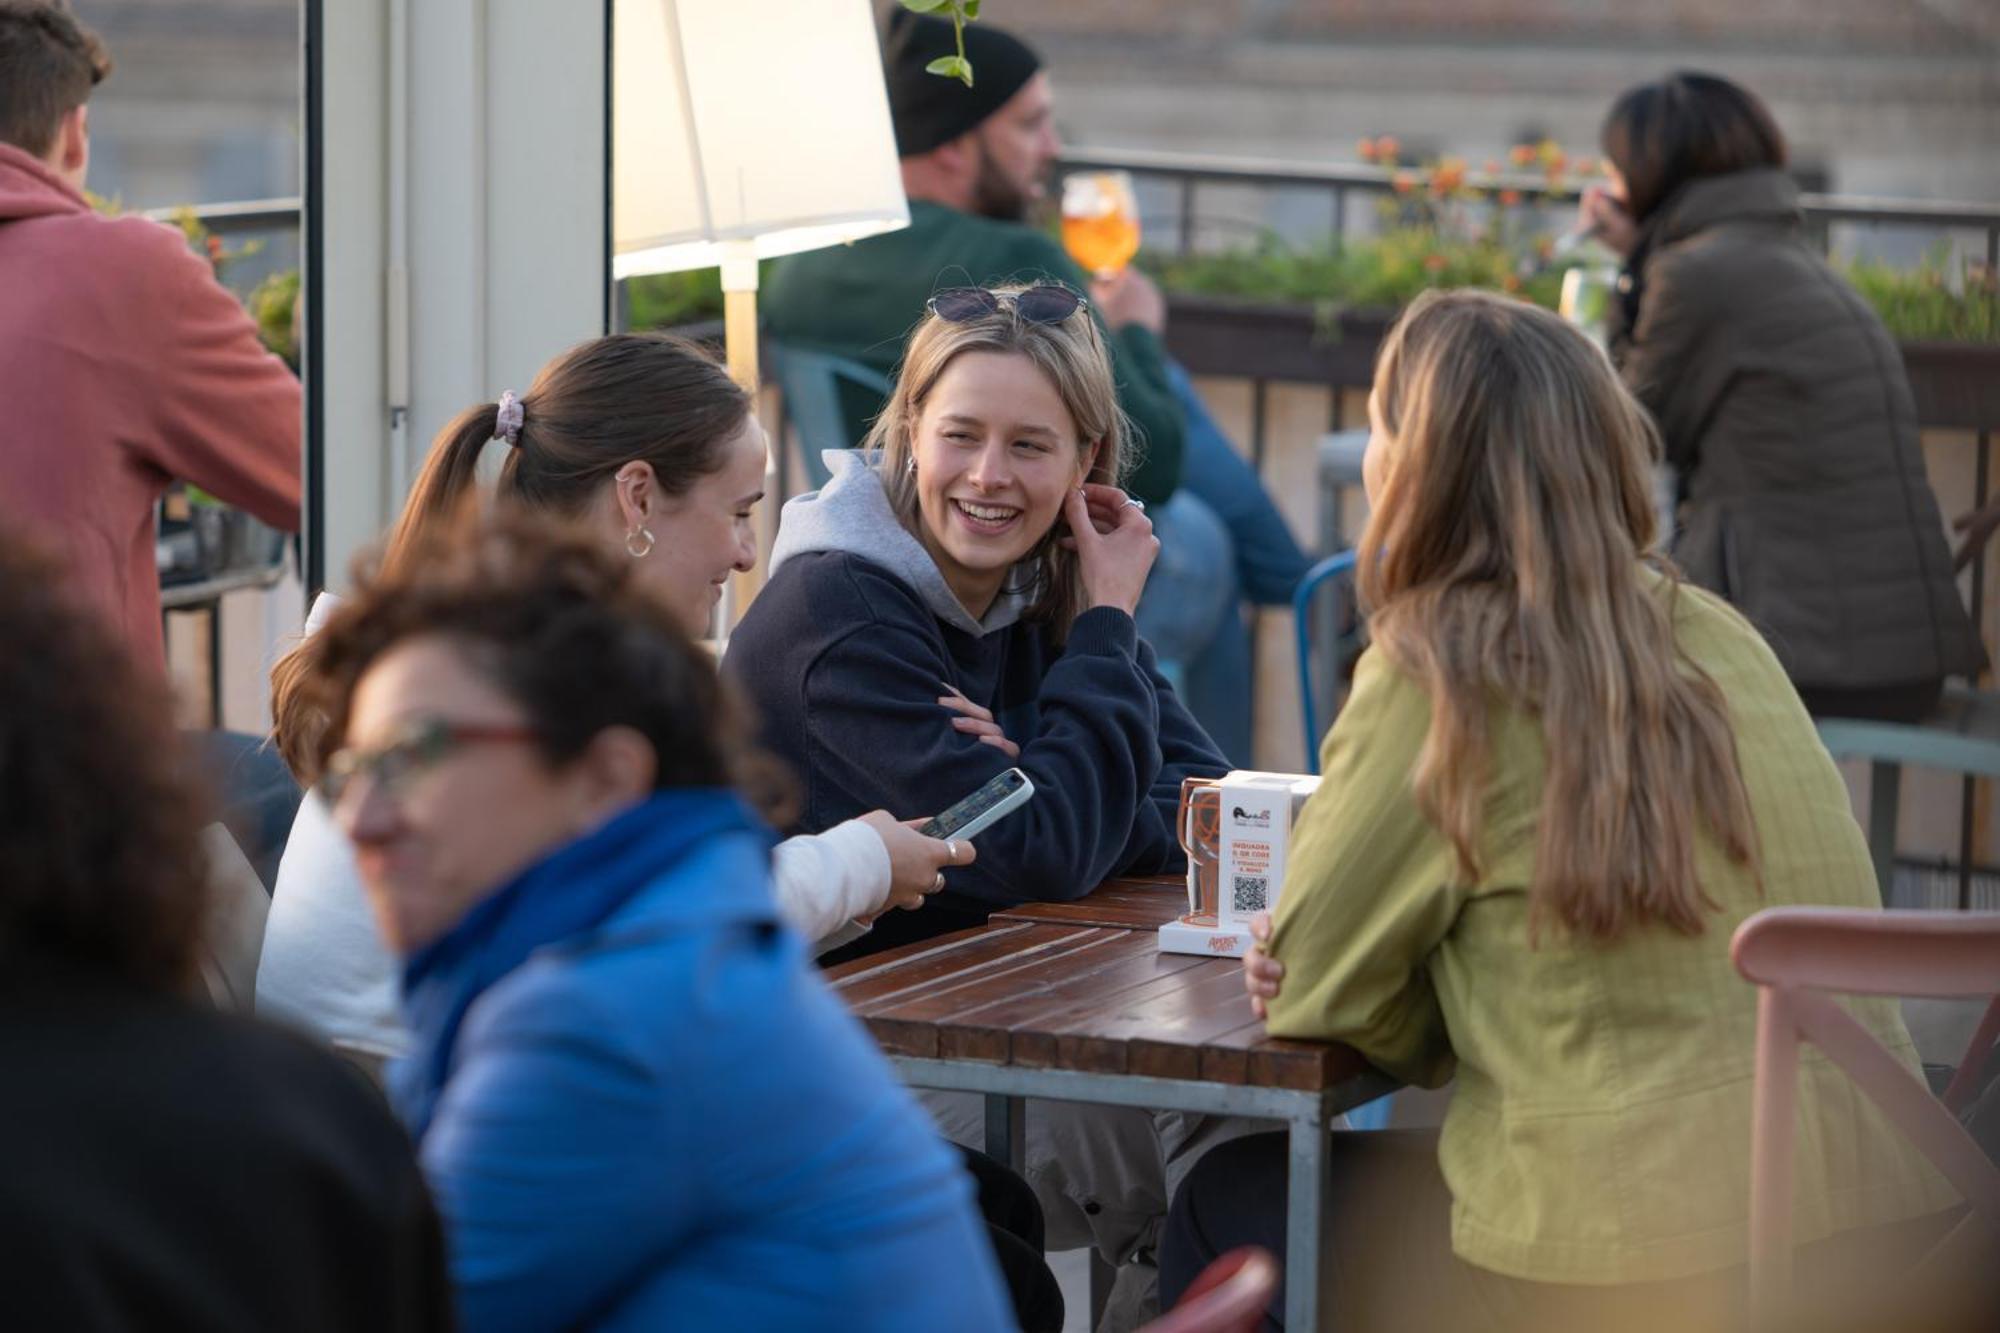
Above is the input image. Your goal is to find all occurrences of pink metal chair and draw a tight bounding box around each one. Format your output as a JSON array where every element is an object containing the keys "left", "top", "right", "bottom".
[
  {"left": 1732, "top": 907, "right": 2000, "bottom": 1328},
  {"left": 1141, "top": 1247, "right": 1280, "bottom": 1333}
]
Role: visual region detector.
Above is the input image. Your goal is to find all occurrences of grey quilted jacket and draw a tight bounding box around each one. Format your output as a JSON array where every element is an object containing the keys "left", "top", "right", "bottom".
[{"left": 1611, "top": 168, "right": 1984, "bottom": 689}]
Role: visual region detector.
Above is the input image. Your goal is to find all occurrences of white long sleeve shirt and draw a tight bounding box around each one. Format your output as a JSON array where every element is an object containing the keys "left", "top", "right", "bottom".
[{"left": 253, "top": 594, "right": 891, "bottom": 1060}]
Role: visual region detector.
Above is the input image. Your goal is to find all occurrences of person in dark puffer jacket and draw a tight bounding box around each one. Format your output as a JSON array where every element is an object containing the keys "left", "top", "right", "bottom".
[{"left": 1581, "top": 71, "right": 1983, "bottom": 722}]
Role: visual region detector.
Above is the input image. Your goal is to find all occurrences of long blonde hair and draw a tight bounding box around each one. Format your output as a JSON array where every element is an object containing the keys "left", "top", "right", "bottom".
[
  {"left": 865, "top": 286, "right": 1129, "bottom": 639},
  {"left": 1359, "top": 289, "right": 1758, "bottom": 941}
]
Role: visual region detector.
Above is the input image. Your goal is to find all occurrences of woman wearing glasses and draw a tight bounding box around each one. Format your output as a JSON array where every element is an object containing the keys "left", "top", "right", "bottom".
[
  {"left": 725, "top": 284, "right": 1234, "bottom": 1303},
  {"left": 259, "top": 334, "right": 974, "bottom": 1073},
  {"left": 299, "top": 510, "right": 1015, "bottom": 1332}
]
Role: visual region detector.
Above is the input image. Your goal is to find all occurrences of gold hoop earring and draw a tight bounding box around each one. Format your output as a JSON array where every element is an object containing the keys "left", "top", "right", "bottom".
[{"left": 625, "top": 526, "right": 655, "bottom": 559}]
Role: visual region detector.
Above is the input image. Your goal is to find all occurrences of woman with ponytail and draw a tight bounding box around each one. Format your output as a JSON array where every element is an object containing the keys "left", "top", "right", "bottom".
[
  {"left": 258, "top": 334, "right": 978, "bottom": 1071},
  {"left": 1159, "top": 291, "right": 1966, "bottom": 1331}
]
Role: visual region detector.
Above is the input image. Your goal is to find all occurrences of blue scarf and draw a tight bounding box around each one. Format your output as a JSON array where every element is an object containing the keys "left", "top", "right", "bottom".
[{"left": 393, "top": 788, "right": 769, "bottom": 1140}]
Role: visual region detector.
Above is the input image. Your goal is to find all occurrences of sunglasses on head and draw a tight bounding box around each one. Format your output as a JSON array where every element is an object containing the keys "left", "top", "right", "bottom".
[{"left": 926, "top": 284, "right": 1088, "bottom": 326}]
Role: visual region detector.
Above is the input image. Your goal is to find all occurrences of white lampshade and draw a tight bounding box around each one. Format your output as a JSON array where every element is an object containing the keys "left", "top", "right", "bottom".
[{"left": 612, "top": 0, "right": 909, "bottom": 280}]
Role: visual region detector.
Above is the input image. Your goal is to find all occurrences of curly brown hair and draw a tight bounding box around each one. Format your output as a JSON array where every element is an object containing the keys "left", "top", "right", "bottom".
[
  {"left": 295, "top": 503, "right": 794, "bottom": 824},
  {"left": 0, "top": 532, "right": 210, "bottom": 991}
]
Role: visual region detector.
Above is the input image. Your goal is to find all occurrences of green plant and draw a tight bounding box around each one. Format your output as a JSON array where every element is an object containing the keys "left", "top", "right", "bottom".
[
  {"left": 1134, "top": 143, "right": 1599, "bottom": 326},
  {"left": 1137, "top": 234, "right": 1998, "bottom": 346},
  {"left": 247, "top": 268, "right": 301, "bottom": 366},
  {"left": 900, "top": 0, "right": 982, "bottom": 86},
  {"left": 1838, "top": 247, "right": 1998, "bottom": 344},
  {"left": 1137, "top": 232, "right": 1573, "bottom": 335},
  {"left": 624, "top": 267, "right": 727, "bottom": 329}
]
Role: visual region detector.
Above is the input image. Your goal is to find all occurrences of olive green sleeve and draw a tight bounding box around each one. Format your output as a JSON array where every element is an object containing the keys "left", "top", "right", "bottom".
[{"left": 1265, "top": 650, "right": 1462, "bottom": 1088}]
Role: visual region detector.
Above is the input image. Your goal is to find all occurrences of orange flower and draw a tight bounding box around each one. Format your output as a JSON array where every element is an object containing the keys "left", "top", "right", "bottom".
[
  {"left": 1501, "top": 273, "right": 1523, "bottom": 293},
  {"left": 1391, "top": 171, "right": 1416, "bottom": 195},
  {"left": 1357, "top": 137, "right": 1378, "bottom": 163},
  {"left": 1423, "top": 253, "right": 1449, "bottom": 273},
  {"left": 1374, "top": 135, "right": 1400, "bottom": 162},
  {"left": 1430, "top": 158, "right": 1466, "bottom": 194},
  {"left": 1498, "top": 188, "right": 1523, "bottom": 207},
  {"left": 1508, "top": 143, "right": 1536, "bottom": 167},
  {"left": 1543, "top": 152, "right": 1568, "bottom": 177},
  {"left": 205, "top": 234, "right": 223, "bottom": 261},
  {"left": 1483, "top": 158, "right": 1502, "bottom": 176}
]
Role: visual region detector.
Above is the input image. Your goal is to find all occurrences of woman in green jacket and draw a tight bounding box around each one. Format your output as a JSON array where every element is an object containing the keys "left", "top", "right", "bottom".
[{"left": 1159, "top": 290, "right": 1967, "bottom": 1331}]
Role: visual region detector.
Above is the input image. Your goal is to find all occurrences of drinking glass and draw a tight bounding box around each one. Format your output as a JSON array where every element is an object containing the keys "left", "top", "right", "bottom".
[
  {"left": 1558, "top": 264, "right": 1620, "bottom": 348},
  {"left": 1061, "top": 170, "right": 1141, "bottom": 279}
]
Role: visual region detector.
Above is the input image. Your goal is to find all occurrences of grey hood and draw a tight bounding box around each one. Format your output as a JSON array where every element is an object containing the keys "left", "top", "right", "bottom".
[{"left": 768, "top": 450, "right": 1036, "bottom": 637}]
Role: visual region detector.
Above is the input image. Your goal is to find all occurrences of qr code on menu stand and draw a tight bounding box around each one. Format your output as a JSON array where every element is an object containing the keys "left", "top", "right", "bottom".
[{"left": 1231, "top": 874, "right": 1268, "bottom": 914}]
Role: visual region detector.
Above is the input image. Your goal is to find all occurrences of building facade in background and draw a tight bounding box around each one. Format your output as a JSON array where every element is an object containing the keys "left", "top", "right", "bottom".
[{"left": 81, "top": 1, "right": 2000, "bottom": 219}]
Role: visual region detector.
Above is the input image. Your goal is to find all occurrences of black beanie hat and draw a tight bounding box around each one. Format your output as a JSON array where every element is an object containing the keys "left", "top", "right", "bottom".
[{"left": 883, "top": 10, "right": 1043, "bottom": 158}]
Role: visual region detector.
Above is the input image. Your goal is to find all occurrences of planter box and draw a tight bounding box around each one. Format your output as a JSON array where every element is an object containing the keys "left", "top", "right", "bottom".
[
  {"left": 1902, "top": 342, "right": 2000, "bottom": 433},
  {"left": 1161, "top": 294, "right": 1386, "bottom": 389},
  {"left": 1163, "top": 293, "right": 2000, "bottom": 433}
]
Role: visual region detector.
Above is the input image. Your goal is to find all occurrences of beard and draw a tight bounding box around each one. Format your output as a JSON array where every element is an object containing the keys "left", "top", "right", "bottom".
[{"left": 969, "top": 140, "right": 1040, "bottom": 225}]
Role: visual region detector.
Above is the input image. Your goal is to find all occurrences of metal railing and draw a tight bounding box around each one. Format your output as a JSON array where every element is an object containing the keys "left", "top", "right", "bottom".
[
  {"left": 143, "top": 195, "right": 302, "bottom": 236},
  {"left": 155, "top": 158, "right": 2000, "bottom": 264},
  {"left": 1057, "top": 147, "right": 2000, "bottom": 267}
]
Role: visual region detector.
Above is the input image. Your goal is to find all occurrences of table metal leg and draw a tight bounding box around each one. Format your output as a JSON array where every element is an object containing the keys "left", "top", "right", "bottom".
[
  {"left": 1867, "top": 760, "right": 1901, "bottom": 900},
  {"left": 1284, "top": 1111, "right": 1332, "bottom": 1330},
  {"left": 1088, "top": 1250, "right": 1115, "bottom": 1328},
  {"left": 983, "top": 1092, "right": 1026, "bottom": 1172},
  {"left": 206, "top": 603, "right": 224, "bottom": 729}
]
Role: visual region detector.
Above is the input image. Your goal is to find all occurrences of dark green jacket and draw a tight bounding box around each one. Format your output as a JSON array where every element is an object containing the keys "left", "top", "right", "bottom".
[
  {"left": 1611, "top": 169, "right": 1983, "bottom": 688},
  {"left": 761, "top": 200, "right": 1185, "bottom": 505}
]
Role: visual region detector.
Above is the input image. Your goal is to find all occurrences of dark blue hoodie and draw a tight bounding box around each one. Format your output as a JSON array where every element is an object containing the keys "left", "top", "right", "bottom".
[{"left": 725, "top": 453, "right": 1229, "bottom": 952}]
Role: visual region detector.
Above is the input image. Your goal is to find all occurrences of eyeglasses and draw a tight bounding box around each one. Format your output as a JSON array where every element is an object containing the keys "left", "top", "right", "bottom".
[
  {"left": 317, "top": 717, "right": 541, "bottom": 808},
  {"left": 926, "top": 284, "right": 1088, "bottom": 326}
]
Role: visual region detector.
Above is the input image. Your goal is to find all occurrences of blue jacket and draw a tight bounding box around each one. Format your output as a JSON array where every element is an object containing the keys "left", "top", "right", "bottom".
[
  {"left": 393, "top": 792, "right": 1013, "bottom": 1332},
  {"left": 725, "top": 456, "right": 1230, "bottom": 948}
]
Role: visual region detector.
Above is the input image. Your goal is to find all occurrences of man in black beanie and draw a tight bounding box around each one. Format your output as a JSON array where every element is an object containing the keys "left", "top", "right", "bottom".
[
  {"left": 767, "top": 8, "right": 1184, "bottom": 505},
  {"left": 882, "top": 6, "right": 1055, "bottom": 221},
  {"left": 764, "top": 8, "right": 1311, "bottom": 773}
]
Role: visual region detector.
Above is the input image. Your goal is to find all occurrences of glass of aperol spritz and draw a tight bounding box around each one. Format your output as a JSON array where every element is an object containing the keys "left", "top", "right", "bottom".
[{"left": 1061, "top": 170, "right": 1141, "bottom": 279}]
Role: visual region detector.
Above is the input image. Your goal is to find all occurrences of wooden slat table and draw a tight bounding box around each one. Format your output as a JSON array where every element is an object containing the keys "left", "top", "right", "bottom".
[
  {"left": 989, "top": 874, "right": 1187, "bottom": 930},
  {"left": 828, "top": 893, "right": 1394, "bottom": 1331}
]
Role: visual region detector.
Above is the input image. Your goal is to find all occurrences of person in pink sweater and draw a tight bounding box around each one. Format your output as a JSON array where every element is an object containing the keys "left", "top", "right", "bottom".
[{"left": 0, "top": 2, "right": 299, "bottom": 672}]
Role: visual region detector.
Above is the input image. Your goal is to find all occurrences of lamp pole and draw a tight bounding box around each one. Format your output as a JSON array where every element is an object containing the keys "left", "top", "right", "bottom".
[{"left": 720, "top": 239, "right": 768, "bottom": 628}]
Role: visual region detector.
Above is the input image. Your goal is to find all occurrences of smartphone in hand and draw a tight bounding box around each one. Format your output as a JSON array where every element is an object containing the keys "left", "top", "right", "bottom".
[{"left": 919, "top": 767, "right": 1035, "bottom": 842}]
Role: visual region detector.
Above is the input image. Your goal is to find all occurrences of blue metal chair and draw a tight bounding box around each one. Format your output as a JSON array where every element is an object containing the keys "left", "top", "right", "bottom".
[
  {"left": 1291, "top": 547, "right": 1393, "bottom": 1129},
  {"left": 1816, "top": 688, "right": 2000, "bottom": 905},
  {"left": 769, "top": 343, "right": 892, "bottom": 490},
  {"left": 1292, "top": 548, "right": 1361, "bottom": 777}
]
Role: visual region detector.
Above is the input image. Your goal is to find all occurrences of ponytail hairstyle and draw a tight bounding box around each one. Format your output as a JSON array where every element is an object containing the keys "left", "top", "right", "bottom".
[
  {"left": 271, "top": 332, "right": 749, "bottom": 779},
  {"left": 1359, "top": 289, "right": 1759, "bottom": 943}
]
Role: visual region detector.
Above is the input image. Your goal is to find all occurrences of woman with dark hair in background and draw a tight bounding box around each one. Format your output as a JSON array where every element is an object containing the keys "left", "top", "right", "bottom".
[
  {"left": 1580, "top": 71, "right": 1982, "bottom": 721},
  {"left": 0, "top": 531, "right": 449, "bottom": 1333}
]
